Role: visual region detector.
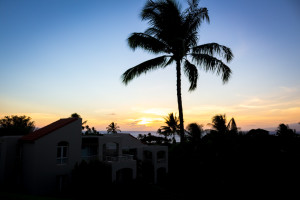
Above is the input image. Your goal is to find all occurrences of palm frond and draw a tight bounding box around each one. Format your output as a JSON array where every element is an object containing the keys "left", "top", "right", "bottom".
[
  {"left": 191, "top": 53, "right": 232, "bottom": 83},
  {"left": 140, "top": 0, "right": 183, "bottom": 48},
  {"left": 160, "top": 112, "right": 180, "bottom": 136},
  {"left": 165, "top": 56, "right": 175, "bottom": 66},
  {"left": 211, "top": 114, "right": 227, "bottom": 134},
  {"left": 193, "top": 43, "right": 233, "bottom": 62},
  {"left": 159, "top": 126, "right": 173, "bottom": 137},
  {"left": 128, "top": 32, "right": 168, "bottom": 54},
  {"left": 183, "top": 1, "right": 209, "bottom": 34},
  {"left": 140, "top": 0, "right": 160, "bottom": 21},
  {"left": 181, "top": 2, "right": 209, "bottom": 54},
  {"left": 183, "top": 59, "right": 198, "bottom": 91},
  {"left": 141, "top": 0, "right": 182, "bottom": 23},
  {"left": 121, "top": 55, "right": 169, "bottom": 85}
]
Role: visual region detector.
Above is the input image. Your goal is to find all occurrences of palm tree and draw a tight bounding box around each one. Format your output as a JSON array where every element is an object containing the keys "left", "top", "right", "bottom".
[
  {"left": 158, "top": 113, "right": 180, "bottom": 143},
  {"left": 209, "top": 114, "right": 238, "bottom": 135},
  {"left": 227, "top": 117, "right": 238, "bottom": 135},
  {"left": 121, "top": 0, "right": 233, "bottom": 142},
  {"left": 210, "top": 114, "right": 227, "bottom": 134},
  {"left": 106, "top": 122, "right": 121, "bottom": 134}
]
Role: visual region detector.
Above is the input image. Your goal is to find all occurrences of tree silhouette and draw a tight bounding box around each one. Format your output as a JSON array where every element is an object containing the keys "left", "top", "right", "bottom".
[
  {"left": 158, "top": 113, "right": 180, "bottom": 143},
  {"left": 210, "top": 114, "right": 227, "bottom": 134},
  {"left": 247, "top": 128, "right": 269, "bottom": 137},
  {"left": 138, "top": 133, "right": 171, "bottom": 144},
  {"left": 186, "top": 122, "right": 203, "bottom": 144},
  {"left": 106, "top": 122, "right": 121, "bottom": 134},
  {"left": 276, "top": 123, "right": 296, "bottom": 137},
  {"left": 84, "top": 125, "right": 100, "bottom": 135},
  {"left": 70, "top": 113, "right": 88, "bottom": 131},
  {"left": 209, "top": 114, "right": 238, "bottom": 135},
  {"left": 0, "top": 115, "right": 35, "bottom": 136},
  {"left": 70, "top": 113, "right": 81, "bottom": 118},
  {"left": 121, "top": 0, "right": 233, "bottom": 143},
  {"left": 227, "top": 117, "right": 238, "bottom": 135}
]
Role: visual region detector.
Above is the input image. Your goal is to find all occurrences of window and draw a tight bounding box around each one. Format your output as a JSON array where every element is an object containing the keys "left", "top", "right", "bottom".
[
  {"left": 57, "top": 141, "right": 68, "bottom": 164},
  {"left": 81, "top": 138, "right": 98, "bottom": 158}
]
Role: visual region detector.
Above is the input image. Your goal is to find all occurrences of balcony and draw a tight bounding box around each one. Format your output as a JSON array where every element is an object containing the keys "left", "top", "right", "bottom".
[{"left": 105, "top": 154, "right": 134, "bottom": 162}]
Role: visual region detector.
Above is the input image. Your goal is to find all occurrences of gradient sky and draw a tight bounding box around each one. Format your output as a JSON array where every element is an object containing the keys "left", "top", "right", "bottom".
[{"left": 1, "top": 0, "right": 300, "bottom": 132}]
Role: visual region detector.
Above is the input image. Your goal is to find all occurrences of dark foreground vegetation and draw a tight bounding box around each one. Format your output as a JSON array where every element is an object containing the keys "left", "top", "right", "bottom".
[{"left": 168, "top": 134, "right": 300, "bottom": 198}]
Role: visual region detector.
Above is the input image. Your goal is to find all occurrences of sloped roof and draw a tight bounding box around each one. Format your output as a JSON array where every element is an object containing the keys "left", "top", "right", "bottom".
[
  {"left": 21, "top": 118, "right": 78, "bottom": 142},
  {"left": 114, "top": 133, "right": 145, "bottom": 148}
]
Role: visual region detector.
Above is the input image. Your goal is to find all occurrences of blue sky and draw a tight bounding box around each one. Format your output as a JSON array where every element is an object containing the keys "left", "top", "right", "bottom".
[{"left": 0, "top": 0, "right": 300, "bottom": 131}]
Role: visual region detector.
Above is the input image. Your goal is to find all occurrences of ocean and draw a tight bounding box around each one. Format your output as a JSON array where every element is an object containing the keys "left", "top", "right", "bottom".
[
  {"left": 98, "top": 130, "right": 160, "bottom": 138},
  {"left": 98, "top": 130, "right": 180, "bottom": 141}
]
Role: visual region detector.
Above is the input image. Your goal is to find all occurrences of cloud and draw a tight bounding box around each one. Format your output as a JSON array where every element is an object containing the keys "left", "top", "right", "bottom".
[
  {"left": 279, "top": 86, "right": 298, "bottom": 93},
  {"left": 106, "top": 113, "right": 116, "bottom": 116}
]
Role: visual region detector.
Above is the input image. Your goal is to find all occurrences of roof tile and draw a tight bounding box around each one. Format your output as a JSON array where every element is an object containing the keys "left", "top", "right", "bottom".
[{"left": 21, "top": 118, "right": 78, "bottom": 142}]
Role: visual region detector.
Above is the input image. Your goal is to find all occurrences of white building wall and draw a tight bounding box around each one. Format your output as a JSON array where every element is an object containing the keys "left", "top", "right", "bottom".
[
  {"left": 21, "top": 118, "right": 82, "bottom": 194},
  {"left": 1, "top": 124, "right": 168, "bottom": 194}
]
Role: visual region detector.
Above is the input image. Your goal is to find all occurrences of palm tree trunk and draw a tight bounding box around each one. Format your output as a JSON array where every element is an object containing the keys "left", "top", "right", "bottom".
[{"left": 176, "top": 60, "right": 185, "bottom": 143}]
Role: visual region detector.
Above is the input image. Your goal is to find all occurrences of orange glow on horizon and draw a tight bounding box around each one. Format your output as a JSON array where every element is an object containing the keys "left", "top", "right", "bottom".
[{"left": 1, "top": 103, "right": 299, "bottom": 132}]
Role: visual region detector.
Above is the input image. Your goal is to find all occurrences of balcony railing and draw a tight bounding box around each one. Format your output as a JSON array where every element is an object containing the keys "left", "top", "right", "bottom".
[{"left": 106, "top": 154, "right": 134, "bottom": 162}]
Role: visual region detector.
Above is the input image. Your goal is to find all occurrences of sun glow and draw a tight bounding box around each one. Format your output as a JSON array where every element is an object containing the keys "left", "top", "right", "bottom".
[
  {"left": 137, "top": 118, "right": 152, "bottom": 125},
  {"left": 127, "top": 117, "right": 164, "bottom": 128}
]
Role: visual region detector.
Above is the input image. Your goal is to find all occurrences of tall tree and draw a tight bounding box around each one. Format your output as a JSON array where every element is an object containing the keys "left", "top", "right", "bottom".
[
  {"left": 0, "top": 115, "right": 35, "bottom": 136},
  {"left": 121, "top": 0, "right": 233, "bottom": 142}
]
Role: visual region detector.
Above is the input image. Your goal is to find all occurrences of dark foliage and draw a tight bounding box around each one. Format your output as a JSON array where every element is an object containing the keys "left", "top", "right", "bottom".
[
  {"left": 137, "top": 133, "right": 171, "bottom": 144},
  {"left": 0, "top": 115, "right": 35, "bottom": 136},
  {"left": 70, "top": 160, "right": 112, "bottom": 196},
  {"left": 106, "top": 122, "right": 121, "bottom": 134},
  {"left": 247, "top": 128, "right": 270, "bottom": 136},
  {"left": 166, "top": 131, "right": 300, "bottom": 198},
  {"left": 276, "top": 123, "right": 296, "bottom": 137}
]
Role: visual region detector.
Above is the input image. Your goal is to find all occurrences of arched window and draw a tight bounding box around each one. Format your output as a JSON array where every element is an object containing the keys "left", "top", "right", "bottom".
[
  {"left": 57, "top": 141, "right": 69, "bottom": 164},
  {"left": 157, "top": 151, "right": 166, "bottom": 163}
]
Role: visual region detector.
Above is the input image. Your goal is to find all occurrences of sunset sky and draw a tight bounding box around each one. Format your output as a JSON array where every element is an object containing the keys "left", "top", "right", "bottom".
[{"left": 1, "top": 0, "right": 300, "bottom": 132}]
